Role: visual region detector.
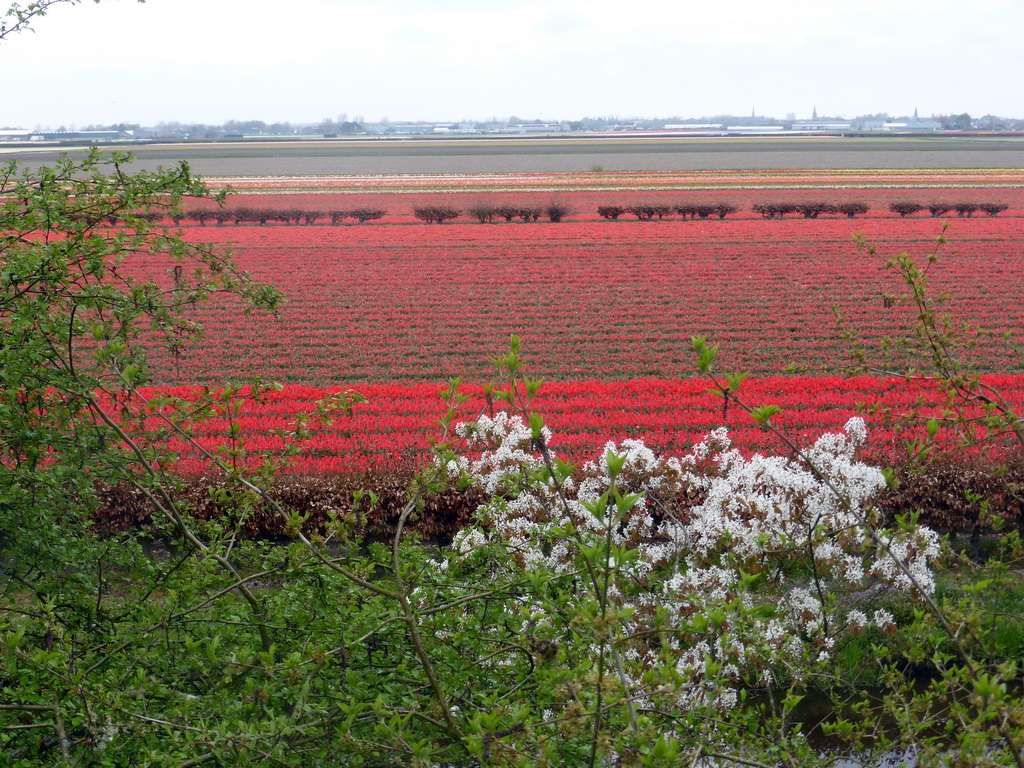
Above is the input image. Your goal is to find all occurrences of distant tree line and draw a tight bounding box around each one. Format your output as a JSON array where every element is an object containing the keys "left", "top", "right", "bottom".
[
  {"left": 598, "top": 203, "right": 739, "bottom": 220},
  {"left": 174, "top": 207, "right": 388, "bottom": 226},
  {"left": 889, "top": 201, "right": 1009, "bottom": 218},
  {"left": 462, "top": 202, "right": 573, "bottom": 223},
  {"left": 95, "top": 199, "right": 1011, "bottom": 227},
  {"left": 751, "top": 202, "right": 870, "bottom": 219}
]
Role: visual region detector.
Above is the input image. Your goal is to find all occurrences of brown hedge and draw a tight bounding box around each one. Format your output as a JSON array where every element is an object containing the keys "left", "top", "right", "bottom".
[
  {"left": 878, "top": 454, "right": 1024, "bottom": 538},
  {"left": 92, "top": 469, "right": 483, "bottom": 544},
  {"left": 90, "top": 453, "right": 1024, "bottom": 544}
]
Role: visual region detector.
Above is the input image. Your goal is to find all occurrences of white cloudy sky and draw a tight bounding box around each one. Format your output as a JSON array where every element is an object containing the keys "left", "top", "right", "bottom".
[{"left": 1, "top": 0, "right": 1021, "bottom": 127}]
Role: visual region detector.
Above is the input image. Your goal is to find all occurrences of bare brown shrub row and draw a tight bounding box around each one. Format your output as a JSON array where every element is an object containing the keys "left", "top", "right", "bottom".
[
  {"left": 180, "top": 206, "right": 387, "bottom": 226},
  {"left": 91, "top": 453, "right": 1024, "bottom": 544},
  {"left": 752, "top": 201, "right": 871, "bottom": 219},
  {"left": 889, "top": 201, "right": 1010, "bottom": 217},
  {"left": 599, "top": 203, "right": 740, "bottom": 220},
  {"left": 99, "top": 199, "right": 1008, "bottom": 226}
]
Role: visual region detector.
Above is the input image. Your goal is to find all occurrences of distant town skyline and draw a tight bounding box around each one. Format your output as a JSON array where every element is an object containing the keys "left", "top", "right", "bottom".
[
  {"left": 1, "top": 0, "right": 1021, "bottom": 128},
  {"left": 8, "top": 110, "right": 1014, "bottom": 137}
]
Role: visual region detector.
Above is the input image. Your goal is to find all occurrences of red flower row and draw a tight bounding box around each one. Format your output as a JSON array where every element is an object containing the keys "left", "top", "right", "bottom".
[{"left": 112, "top": 376, "right": 1024, "bottom": 475}]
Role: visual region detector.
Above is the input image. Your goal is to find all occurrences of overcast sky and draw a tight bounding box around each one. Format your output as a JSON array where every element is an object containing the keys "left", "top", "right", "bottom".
[{"left": 1, "top": 0, "right": 1021, "bottom": 128}]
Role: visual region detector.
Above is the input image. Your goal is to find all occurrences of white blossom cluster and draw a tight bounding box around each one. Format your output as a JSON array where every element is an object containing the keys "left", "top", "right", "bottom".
[{"left": 446, "top": 412, "right": 940, "bottom": 713}]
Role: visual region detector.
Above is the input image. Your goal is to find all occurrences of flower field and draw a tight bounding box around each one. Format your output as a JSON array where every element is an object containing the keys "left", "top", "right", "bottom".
[
  {"left": 121, "top": 173, "right": 1024, "bottom": 474},
  {"left": 148, "top": 375, "right": 1024, "bottom": 476}
]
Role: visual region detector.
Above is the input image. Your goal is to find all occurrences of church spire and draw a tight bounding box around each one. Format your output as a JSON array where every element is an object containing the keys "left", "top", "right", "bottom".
[{"left": 812, "top": 105, "right": 818, "bottom": 120}]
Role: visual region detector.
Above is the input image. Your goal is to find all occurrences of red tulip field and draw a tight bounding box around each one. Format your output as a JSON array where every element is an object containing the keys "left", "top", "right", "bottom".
[
  {"left": 121, "top": 170, "right": 1024, "bottom": 477},
  {"left": 137, "top": 375, "right": 1024, "bottom": 477}
]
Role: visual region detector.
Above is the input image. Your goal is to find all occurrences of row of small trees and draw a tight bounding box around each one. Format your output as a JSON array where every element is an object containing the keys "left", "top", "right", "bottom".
[
  {"left": 413, "top": 202, "right": 574, "bottom": 224},
  {"left": 889, "top": 201, "right": 1009, "bottom": 217},
  {"left": 753, "top": 201, "right": 870, "bottom": 219},
  {"left": 597, "top": 203, "right": 738, "bottom": 220},
  {"left": 179, "top": 207, "right": 388, "bottom": 226},
  {"left": 446, "top": 200, "right": 1011, "bottom": 223},
  {"left": 751, "top": 201, "right": 1009, "bottom": 220},
  {"left": 744, "top": 200, "right": 1007, "bottom": 220},
  {"left": 102, "top": 200, "right": 1011, "bottom": 227}
]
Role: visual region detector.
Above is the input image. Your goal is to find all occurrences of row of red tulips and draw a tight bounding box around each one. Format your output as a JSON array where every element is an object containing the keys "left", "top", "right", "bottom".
[{"left": 108, "top": 376, "right": 1024, "bottom": 476}]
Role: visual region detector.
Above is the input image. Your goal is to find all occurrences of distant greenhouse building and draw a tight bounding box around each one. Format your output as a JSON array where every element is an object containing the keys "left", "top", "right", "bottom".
[
  {"left": 861, "top": 109, "right": 942, "bottom": 131},
  {"left": 791, "top": 119, "right": 853, "bottom": 131},
  {"left": 791, "top": 107, "right": 852, "bottom": 132},
  {"left": 31, "top": 130, "right": 128, "bottom": 141},
  {"left": 878, "top": 119, "right": 943, "bottom": 131}
]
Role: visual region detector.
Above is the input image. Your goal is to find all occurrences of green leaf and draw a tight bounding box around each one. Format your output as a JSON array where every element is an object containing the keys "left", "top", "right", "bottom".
[
  {"left": 727, "top": 371, "right": 749, "bottom": 392},
  {"left": 528, "top": 411, "right": 545, "bottom": 441},
  {"left": 691, "top": 336, "right": 719, "bottom": 373},
  {"left": 615, "top": 489, "right": 645, "bottom": 517},
  {"left": 751, "top": 404, "right": 781, "bottom": 424}
]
